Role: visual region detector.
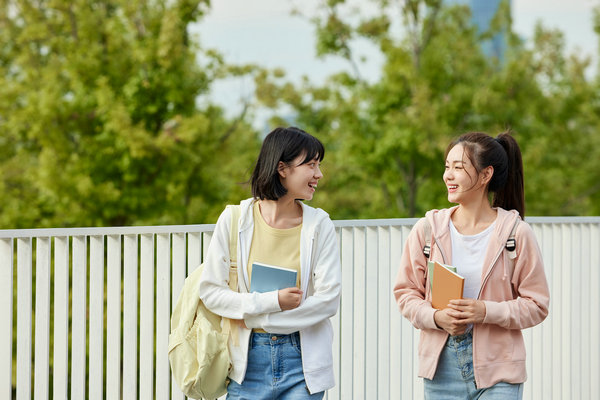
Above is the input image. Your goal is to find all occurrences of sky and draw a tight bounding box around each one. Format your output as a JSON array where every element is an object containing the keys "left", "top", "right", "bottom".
[{"left": 192, "top": 0, "right": 600, "bottom": 120}]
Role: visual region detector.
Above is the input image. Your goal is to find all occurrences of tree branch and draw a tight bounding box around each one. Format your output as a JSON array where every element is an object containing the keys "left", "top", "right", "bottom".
[{"left": 219, "top": 99, "right": 250, "bottom": 144}]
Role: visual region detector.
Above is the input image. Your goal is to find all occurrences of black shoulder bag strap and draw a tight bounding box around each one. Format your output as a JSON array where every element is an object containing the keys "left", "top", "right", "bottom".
[{"left": 422, "top": 219, "right": 432, "bottom": 259}]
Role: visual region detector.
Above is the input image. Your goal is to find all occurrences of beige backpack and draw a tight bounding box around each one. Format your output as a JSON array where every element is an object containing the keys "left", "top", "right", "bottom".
[{"left": 168, "top": 205, "right": 241, "bottom": 399}]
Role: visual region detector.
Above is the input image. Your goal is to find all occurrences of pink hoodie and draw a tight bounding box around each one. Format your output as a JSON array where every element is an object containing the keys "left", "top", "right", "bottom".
[{"left": 393, "top": 206, "right": 550, "bottom": 389}]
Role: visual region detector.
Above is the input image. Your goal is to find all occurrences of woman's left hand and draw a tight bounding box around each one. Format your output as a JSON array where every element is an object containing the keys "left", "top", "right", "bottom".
[{"left": 446, "top": 299, "right": 486, "bottom": 325}]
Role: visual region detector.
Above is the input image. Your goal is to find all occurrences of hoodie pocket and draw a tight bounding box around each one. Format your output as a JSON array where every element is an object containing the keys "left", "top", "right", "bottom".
[{"left": 481, "top": 326, "right": 515, "bottom": 362}]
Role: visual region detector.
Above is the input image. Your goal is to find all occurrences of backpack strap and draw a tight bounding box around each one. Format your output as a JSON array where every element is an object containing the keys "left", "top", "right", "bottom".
[
  {"left": 422, "top": 218, "right": 432, "bottom": 260},
  {"left": 228, "top": 205, "right": 241, "bottom": 268},
  {"left": 423, "top": 217, "right": 519, "bottom": 259},
  {"left": 505, "top": 217, "right": 519, "bottom": 260},
  {"left": 223, "top": 204, "right": 241, "bottom": 345}
]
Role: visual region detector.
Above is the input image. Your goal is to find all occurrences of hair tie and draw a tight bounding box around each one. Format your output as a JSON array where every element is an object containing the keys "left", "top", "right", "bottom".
[{"left": 494, "top": 136, "right": 507, "bottom": 152}]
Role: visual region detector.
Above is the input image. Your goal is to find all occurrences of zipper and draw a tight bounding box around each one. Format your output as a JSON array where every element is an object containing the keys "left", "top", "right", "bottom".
[
  {"left": 425, "top": 235, "right": 448, "bottom": 299},
  {"left": 470, "top": 245, "right": 503, "bottom": 390},
  {"left": 434, "top": 235, "right": 449, "bottom": 264},
  {"left": 476, "top": 245, "right": 504, "bottom": 300},
  {"left": 306, "top": 233, "right": 317, "bottom": 294}
]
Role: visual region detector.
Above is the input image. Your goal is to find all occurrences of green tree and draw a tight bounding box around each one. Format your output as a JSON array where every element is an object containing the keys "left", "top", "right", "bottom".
[
  {"left": 256, "top": 0, "right": 497, "bottom": 218},
  {"left": 516, "top": 24, "right": 600, "bottom": 215},
  {"left": 255, "top": 0, "right": 600, "bottom": 218},
  {"left": 0, "top": 0, "right": 259, "bottom": 228}
]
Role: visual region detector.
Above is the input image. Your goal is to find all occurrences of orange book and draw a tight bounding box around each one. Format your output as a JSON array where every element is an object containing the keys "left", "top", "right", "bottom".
[{"left": 431, "top": 261, "right": 464, "bottom": 310}]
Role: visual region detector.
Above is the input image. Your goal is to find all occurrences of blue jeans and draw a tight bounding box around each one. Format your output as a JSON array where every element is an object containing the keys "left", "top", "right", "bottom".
[
  {"left": 227, "top": 332, "right": 324, "bottom": 400},
  {"left": 424, "top": 332, "right": 523, "bottom": 400}
]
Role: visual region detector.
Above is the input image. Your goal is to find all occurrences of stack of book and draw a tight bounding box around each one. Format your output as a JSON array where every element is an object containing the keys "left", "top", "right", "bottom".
[{"left": 428, "top": 261, "right": 464, "bottom": 310}]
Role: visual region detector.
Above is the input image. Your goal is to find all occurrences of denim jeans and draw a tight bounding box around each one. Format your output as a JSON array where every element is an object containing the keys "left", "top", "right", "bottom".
[
  {"left": 227, "top": 332, "right": 324, "bottom": 400},
  {"left": 424, "top": 332, "right": 523, "bottom": 400}
]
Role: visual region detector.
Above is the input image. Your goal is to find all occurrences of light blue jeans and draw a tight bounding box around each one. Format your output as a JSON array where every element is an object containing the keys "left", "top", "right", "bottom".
[
  {"left": 227, "top": 332, "right": 324, "bottom": 400},
  {"left": 424, "top": 331, "right": 523, "bottom": 400}
]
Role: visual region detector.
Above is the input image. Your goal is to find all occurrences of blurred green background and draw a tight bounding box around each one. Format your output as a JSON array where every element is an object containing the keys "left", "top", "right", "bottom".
[{"left": 2, "top": 0, "right": 600, "bottom": 230}]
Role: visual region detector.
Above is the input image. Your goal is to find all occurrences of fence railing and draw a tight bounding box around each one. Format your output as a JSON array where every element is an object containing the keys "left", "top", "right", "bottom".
[{"left": 2, "top": 217, "right": 599, "bottom": 399}]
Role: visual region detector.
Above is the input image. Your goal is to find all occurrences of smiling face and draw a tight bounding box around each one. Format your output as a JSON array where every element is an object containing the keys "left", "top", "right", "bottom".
[
  {"left": 279, "top": 154, "right": 323, "bottom": 201},
  {"left": 443, "top": 144, "right": 489, "bottom": 205}
]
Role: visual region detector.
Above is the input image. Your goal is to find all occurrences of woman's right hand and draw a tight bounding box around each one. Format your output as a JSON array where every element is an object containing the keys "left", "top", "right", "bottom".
[
  {"left": 278, "top": 287, "right": 303, "bottom": 310},
  {"left": 434, "top": 309, "right": 467, "bottom": 336}
]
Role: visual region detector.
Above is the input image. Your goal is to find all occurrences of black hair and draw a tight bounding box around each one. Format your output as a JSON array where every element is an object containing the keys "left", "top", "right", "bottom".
[
  {"left": 446, "top": 131, "right": 525, "bottom": 216},
  {"left": 251, "top": 127, "right": 325, "bottom": 200}
]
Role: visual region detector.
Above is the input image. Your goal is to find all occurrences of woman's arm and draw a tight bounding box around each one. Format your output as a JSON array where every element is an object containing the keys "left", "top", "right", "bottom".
[{"left": 393, "top": 218, "right": 440, "bottom": 331}]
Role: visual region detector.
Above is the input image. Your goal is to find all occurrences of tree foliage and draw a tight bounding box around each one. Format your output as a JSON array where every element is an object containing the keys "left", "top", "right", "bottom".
[
  {"left": 2, "top": 0, "right": 600, "bottom": 229},
  {"left": 0, "top": 0, "right": 259, "bottom": 228},
  {"left": 256, "top": 0, "right": 600, "bottom": 218}
]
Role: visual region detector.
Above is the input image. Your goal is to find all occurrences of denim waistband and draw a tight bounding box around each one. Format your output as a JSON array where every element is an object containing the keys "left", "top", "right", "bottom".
[
  {"left": 446, "top": 332, "right": 473, "bottom": 351},
  {"left": 251, "top": 331, "right": 300, "bottom": 347}
]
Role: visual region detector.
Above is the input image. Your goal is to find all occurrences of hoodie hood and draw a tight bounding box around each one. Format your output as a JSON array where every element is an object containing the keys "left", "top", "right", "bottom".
[{"left": 237, "top": 198, "right": 330, "bottom": 235}]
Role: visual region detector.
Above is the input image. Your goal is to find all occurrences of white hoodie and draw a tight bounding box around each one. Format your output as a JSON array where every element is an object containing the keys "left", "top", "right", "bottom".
[{"left": 198, "top": 198, "right": 342, "bottom": 394}]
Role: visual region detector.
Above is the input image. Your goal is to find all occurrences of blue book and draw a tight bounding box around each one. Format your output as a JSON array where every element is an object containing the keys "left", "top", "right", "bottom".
[{"left": 250, "top": 262, "right": 298, "bottom": 293}]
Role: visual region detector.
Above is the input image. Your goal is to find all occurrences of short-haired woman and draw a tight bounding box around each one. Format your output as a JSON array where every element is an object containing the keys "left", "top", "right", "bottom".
[{"left": 199, "top": 126, "right": 342, "bottom": 399}]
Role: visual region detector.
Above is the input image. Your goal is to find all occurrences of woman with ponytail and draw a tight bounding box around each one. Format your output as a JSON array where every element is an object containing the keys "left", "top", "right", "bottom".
[{"left": 393, "top": 132, "right": 550, "bottom": 399}]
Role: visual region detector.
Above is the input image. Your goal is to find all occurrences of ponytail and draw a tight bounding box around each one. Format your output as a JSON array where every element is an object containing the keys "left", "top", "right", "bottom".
[
  {"left": 449, "top": 131, "right": 525, "bottom": 217},
  {"left": 493, "top": 133, "right": 525, "bottom": 217}
]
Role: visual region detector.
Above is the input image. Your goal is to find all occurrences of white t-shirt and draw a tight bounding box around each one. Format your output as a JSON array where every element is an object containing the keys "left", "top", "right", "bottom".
[{"left": 449, "top": 219, "right": 496, "bottom": 300}]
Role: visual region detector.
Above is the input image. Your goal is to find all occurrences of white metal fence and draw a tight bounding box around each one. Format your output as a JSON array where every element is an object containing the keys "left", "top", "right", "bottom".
[{"left": 1, "top": 217, "right": 599, "bottom": 399}]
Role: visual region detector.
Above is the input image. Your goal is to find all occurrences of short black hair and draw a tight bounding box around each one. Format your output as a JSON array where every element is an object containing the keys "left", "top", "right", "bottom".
[{"left": 251, "top": 127, "right": 325, "bottom": 200}]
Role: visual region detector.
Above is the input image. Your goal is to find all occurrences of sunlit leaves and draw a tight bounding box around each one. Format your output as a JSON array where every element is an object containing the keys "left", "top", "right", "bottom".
[
  {"left": 0, "top": 0, "right": 259, "bottom": 228},
  {"left": 254, "top": 0, "right": 600, "bottom": 218}
]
